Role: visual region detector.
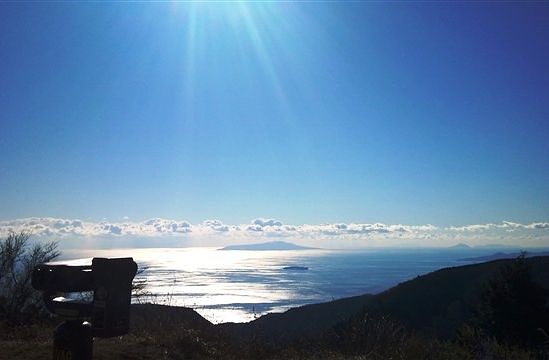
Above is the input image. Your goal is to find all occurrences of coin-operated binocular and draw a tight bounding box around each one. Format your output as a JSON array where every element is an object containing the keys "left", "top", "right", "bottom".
[{"left": 32, "top": 257, "right": 138, "bottom": 359}]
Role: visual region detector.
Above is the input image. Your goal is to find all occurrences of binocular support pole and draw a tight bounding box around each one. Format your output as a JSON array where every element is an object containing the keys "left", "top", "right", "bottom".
[{"left": 53, "top": 320, "right": 93, "bottom": 360}]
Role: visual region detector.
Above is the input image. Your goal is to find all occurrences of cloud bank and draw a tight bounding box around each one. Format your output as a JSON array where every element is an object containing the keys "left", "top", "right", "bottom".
[{"left": 1, "top": 217, "right": 548, "bottom": 248}]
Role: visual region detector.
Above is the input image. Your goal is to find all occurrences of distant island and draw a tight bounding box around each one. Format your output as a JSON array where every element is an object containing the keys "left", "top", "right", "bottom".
[{"left": 220, "top": 241, "right": 316, "bottom": 251}]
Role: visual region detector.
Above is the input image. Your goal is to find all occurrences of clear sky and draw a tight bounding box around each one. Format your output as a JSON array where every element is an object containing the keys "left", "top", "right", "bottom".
[{"left": 1, "top": 3, "right": 548, "bottom": 228}]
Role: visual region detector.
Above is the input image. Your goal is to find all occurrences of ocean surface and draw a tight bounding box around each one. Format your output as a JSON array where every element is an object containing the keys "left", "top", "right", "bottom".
[{"left": 59, "top": 247, "right": 490, "bottom": 323}]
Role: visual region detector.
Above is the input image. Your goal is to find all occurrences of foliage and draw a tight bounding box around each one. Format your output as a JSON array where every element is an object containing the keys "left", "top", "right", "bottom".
[
  {"left": 326, "top": 312, "right": 407, "bottom": 358},
  {"left": 318, "top": 311, "right": 535, "bottom": 360},
  {"left": 476, "top": 252, "right": 549, "bottom": 347},
  {"left": 0, "top": 231, "right": 59, "bottom": 324},
  {"left": 132, "top": 266, "right": 152, "bottom": 304},
  {"left": 131, "top": 268, "right": 179, "bottom": 306}
]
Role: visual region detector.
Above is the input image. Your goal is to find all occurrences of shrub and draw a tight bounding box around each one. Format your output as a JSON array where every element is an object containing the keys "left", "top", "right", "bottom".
[
  {"left": 0, "top": 231, "right": 59, "bottom": 324},
  {"left": 326, "top": 312, "right": 407, "bottom": 358},
  {"left": 132, "top": 266, "right": 152, "bottom": 304}
]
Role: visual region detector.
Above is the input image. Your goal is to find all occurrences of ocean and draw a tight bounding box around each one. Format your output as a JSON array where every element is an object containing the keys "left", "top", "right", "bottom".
[{"left": 57, "top": 246, "right": 493, "bottom": 323}]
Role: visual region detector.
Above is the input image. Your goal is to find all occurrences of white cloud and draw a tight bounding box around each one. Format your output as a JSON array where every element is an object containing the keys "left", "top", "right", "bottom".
[
  {"left": 446, "top": 223, "right": 498, "bottom": 231},
  {"left": 246, "top": 218, "right": 290, "bottom": 234},
  {"left": 202, "top": 219, "right": 230, "bottom": 232},
  {"left": 252, "top": 218, "right": 283, "bottom": 227},
  {"left": 0, "top": 217, "right": 547, "bottom": 248},
  {"left": 529, "top": 222, "right": 549, "bottom": 229},
  {"left": 299, "top": 223, "right": 437, "bottom": 236},
  {"left": 446, "top": 221, "right": 549, "bottom": 232}
]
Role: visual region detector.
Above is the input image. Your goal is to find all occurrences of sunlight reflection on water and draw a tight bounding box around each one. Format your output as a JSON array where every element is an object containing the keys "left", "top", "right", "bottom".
[{"left": 58, "top": 247, "right": 473, "bottom": 324}]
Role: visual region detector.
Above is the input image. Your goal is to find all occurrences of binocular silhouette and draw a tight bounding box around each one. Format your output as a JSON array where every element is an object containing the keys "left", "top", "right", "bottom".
[{"left": 32, "top": 257, "right": 137, "bottom": 338}]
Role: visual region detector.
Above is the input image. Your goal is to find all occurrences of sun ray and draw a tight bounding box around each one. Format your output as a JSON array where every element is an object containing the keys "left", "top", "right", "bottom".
[{"left": 236, "top": 3, "right": 289, "bottom": 112}]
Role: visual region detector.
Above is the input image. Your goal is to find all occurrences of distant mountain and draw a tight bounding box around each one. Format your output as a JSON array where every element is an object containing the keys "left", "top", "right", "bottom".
[
  {"left": 447, "top": 243, "right": 471, "bottom": 249},
  {"left": 459, "top": 251, "right": 549, "bottom": 262},
  {"left": 219, "top": 241, "right": 316, "bottom": 251}
]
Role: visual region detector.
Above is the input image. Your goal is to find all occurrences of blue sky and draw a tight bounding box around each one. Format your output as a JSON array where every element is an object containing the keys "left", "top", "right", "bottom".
[{"left": 1, "top": 3, "right": 548, "bottom": 227}]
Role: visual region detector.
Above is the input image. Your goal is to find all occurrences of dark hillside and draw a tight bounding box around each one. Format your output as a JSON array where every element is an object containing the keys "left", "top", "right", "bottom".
[
  {"left": 131, "top": 304, "right": 213, "bottom": 332},
  {"left": 218, "top": 294, "right": 373, "bottom": 341},
  {"left": 364, "top": 256, "right": 549, "bottom": 338}
]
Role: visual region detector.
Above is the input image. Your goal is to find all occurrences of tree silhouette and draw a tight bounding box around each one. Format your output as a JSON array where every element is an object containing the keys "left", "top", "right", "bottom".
[
  {"left": 0, "top": 231, "right": 59, "bottom": 324},
  {"left": 477, "top": 252, "right": 549, "bottom": 347}
]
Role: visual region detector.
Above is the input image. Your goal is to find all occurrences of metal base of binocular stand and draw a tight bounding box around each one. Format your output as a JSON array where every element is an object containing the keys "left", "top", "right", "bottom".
[{"left": 53, "top": 320, "right": 93, "bottom": 360}]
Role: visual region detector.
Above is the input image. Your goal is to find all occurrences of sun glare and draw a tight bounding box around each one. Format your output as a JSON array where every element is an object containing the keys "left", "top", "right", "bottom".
[{"left": 171, "top": 2, "right": 301, "bottom": 110}]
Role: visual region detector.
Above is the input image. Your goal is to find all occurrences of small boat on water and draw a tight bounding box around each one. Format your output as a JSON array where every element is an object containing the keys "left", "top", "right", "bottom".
[{"left": 282, "top": 266, "right": 309, "bottom": 271}]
